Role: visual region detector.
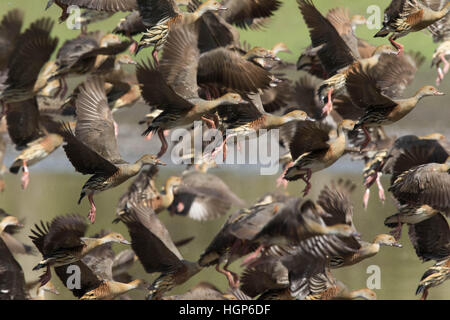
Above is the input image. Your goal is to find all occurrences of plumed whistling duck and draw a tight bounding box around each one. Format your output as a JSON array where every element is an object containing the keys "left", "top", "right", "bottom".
[
  {"left": 135, "top": 0, "right": 228, "bottom": 63},
  {"left": 0, "top": 236, "right": 27, "bottom": 300},
  {"left": 57, "top": 77, "right": 164, "bottom": 223},
  {"left": 416, "top": 258, "right": 449, "bottom": 300},
  {"left": 375, "top": 0, "right": 450, "bottom": 56},
  {"left": 346, "top": 64, "right": 445, "bottom": 150},
  {"left": 117, "top": 201, "right": 202, "bottom": 299},
  {"left": 279, "top": 119, "right": 356, "bottom": 195},
  {"left": 29, "top": 213, "right": 130, "bottom": 287}
]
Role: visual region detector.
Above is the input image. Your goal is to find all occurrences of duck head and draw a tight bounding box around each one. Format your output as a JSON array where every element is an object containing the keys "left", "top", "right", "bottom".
[
  {"left": 101, "top": 232, "right": 131, "bottom": 245},
  {"left": 352, "top": 288, "right": 377, "bottom": 300},
  {"left": 165, "top": 176, "right": 182, "bottom": 192},
  {"left": 351, "top": 15, "right": 367, "bottom": 28},
  {"left": 100, "top": 33, "right": 121, "bottom": 47},
  {"left": 329, "top": 224, "right": 360, "bottom": 238},
  {"left": 283, "top": 110, "right": 314, "bottom": 122},
  {"left": 415, "top": 85, "right": 445, "bottom": 99},
  {"left": 41, "top": 281, "right": 60, "bottom": 295},
  {"left": 0, "top": 216, "right": 23, "bottom": 233},
  {"left": 271, "top": 42, "right": 292, "bottom": 55},
  {"left": 137, "top": 154, "right": 166, "bottom": 166},
  {"left": 115, "top": 54, "right": 137, "bottom": 66},
  {"left": 219, "top": 93, "right": 248, "bottom": 105},
  {"left": 373, "top": 234, "right": 402, "bottom": 247},
  {"left": 246, "top": 46, "right": 279, "bottom": 60},
  {"left": 197, "top": 0, "right": 227, "bottom": 14},
  {"left": 372, "top": 44, "right": 398, "bottom": 57},
  {"left": 338, "top": 119, "right": 357, "bottom": 132}
]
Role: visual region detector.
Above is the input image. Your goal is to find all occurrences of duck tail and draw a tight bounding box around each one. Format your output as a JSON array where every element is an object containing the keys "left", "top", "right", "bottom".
[
  {"left": 142, "top": 126, "right": 157, "bottom": 137},
  {"left": 9, "top": 159, "right": 22, "bottom": 174},
  {"left": 317, "top": 84, "right": 329, "bottom": 104},
  {"left": 415, "top": 284, "right": 425, "bottom": 295},
  {"left": 32, "top": 260, "right": 47, "bottom": 271},
  {"left": 374, "top": 27, "right": 389, "bottom": 38},
  {"left": 383, "top": 214, "right": 400, "bottom": 228},
  {"left": 78, "top": 191, "right": 86, "bottom": 204}
]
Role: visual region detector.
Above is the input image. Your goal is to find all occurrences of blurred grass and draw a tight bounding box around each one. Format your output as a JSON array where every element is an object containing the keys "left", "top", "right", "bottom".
[
  {"left": 0, "top": 0, "right": 449, "bottom": 300},
  {"left": 2, "top": 170, "right": 449, "bottom": 300},
  {"left": 0, "top": 0, "right": 439, "bottom": 63}
]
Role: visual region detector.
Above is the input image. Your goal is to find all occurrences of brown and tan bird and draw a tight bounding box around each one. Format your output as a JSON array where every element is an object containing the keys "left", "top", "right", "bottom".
[
  {"left": 375, "top": 0, "right": 450, "bottom": 56},
  {"left": 58, "top": 76, "right": 164, "bottom": 223},
  {"left": 29, "top": 214, "right": 130, "bottom": 287}
]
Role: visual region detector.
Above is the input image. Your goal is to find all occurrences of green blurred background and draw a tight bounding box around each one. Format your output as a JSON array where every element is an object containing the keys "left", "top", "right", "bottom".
[{"left": 0, "top": 0, "right": 449, "bottom": 300}]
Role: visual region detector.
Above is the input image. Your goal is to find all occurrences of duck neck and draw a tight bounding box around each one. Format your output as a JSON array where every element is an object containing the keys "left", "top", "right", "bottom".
[
  {"left": 192, "top": 4, "right": 212, "bottom": 20},
  {"left": 126, "top": 279, "right": 144, "bottom": 290},
  {"left": 430, "top": 3, "right": 450, "bottom": 20},
  {"left": 362, "top": 241, "right": 380, "bottom": 257},
  {"left": 264, "top": 114, "right": 285, "bottom": 128},
  {"left": 109, "top": 280, "right": 141, "bottom": 296},
  {"left": 81, "top": 237, "right": 106, "bottom": 254},
  {"left": 161, "top": 181, "right": 177, "bottom": 208},
  {"left": 204, "top": 95, "right": 235, "bottom": 111},
  {"left": 363, "top": 52, "right": 383, "bottom": 67},
  {"left": 347, "top": 289, "right": 368, "bottom": 300},
  {"left": 243, "top": 51, "right": 262, "bottom": 61},
  {"left": 128, "top": 159, "right": 146, "bottom": 175},
  {"left": 0, "top": 223, "right": 6, "bottom": 234}
]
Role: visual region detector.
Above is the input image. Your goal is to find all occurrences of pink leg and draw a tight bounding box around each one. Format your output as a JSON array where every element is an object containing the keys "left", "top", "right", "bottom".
[
  {"left": 39, "top": 266, "right": 52, "bottom": 287},
  {"left": 276, "top": 161, "right": 293, "bottom": 189},
  {"left": 223, "top": 262, "right": 240, "bottom": 288},
  {"left": 321, "top": 88, "right": 334, "bottom": 116},
  {"left": 441, "top": 54, "right": 450, "bottom": 74},
  {"left": 60, "top": 76, "right": 68, "bottom": 99},
  {"left": 0, "top": 101, "right": 7, "bottom": 118},
  {"left": 216, "top": 264, "right": 239, "bottom": 289},
  {"left": 363, "top": 188, "right": 370, "bottom": 210},
  {"left": 113, "top": 120, "right": 119, "bottom": 138},
  {"left": 88, "top": 193, "right": 97, "bottom": 224},
  {"left": 201, "top": 116, "right": 216, "bottom": 129},
  {"left": 360, "top": 125, "right": 371, "bottom": 150},
  {"left": 376, "top": 173, "right": 385, "bottom": 203},
  {"left": 21, "top": 160, "right": 30, "bottom": 190},
  {"left": 211, "top": 136, "right": 229, "bottom": 160},
  {"left": 145, "top": 131, "right": 154, "bottom": 141},
  {"left": 152, "top": 49, "right": 160, "bottom": 67},
  {"left": 157, "top": 129, "right": 168, "bottom": 158},
  {"left": 129, "top": 41, "right": 138, "bottom": 54},
  {"left": 389, "top": 36, "right": 404, "bottom": 56},
  {"left": 241, "top": 244, "right": 264, "bottom": 267},
  {"left": 420, "top": 289, "right": 429, "bottom": 301},
  {"left": 437, "top": 67, "right": 444, "bottom": 86},
  {"left": 176, "top": 202, "right": 185, "bottom": 213},
  {"left": 301, "top": 169, "right": 312, "bottom": 196},
  {"left": 390, "top": 215, "right": 403, "bottom": 240}
]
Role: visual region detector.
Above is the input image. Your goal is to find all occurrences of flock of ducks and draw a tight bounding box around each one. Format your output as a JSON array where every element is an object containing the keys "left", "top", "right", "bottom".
[{"left": 0, "top": 0, "right": 449, "bottom": 300}]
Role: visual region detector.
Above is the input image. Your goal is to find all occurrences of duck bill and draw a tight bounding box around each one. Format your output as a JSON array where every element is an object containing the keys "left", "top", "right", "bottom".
[
  {"left": 392, "top": 242, "right": 403, "bottom": 248},
  {"left": 156, "top": 159, "right": 166, "bottom": 166},
  {"left": 218, "top": 6, "right": 228, "bottom": 10},
  {"left": 306, "top": 116, "right": 315, "bottom": 121},
  {"left": 121, "top": 239, "right": 132, "bottom": 245},
  {"left": 434, "top": 91, "right": 445, "bottom": 96}
]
